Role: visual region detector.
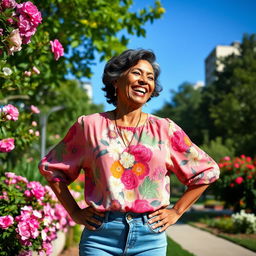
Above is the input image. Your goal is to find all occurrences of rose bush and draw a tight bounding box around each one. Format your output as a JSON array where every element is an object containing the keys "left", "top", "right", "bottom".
[
  {"left": 214, "top": 155, "right": 256, "bottom": 212},
  {"left": 0, "top": 172, "right": 81, "bottom": 256}
]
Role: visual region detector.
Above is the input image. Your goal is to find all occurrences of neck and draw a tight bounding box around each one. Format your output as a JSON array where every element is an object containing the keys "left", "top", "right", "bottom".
[{"left": 114, "top": 106, "right": 142, "bottom": 127}]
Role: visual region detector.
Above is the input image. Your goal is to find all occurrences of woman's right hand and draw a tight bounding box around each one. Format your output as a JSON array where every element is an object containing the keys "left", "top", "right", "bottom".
[{"left": 71, "top": 206, "right": 105, "bottom": 230}]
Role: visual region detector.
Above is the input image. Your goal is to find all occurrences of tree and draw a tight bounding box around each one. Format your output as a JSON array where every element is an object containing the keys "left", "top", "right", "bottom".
[
  {"left": 155, "top": 82, "right": 203, "bottom": 144},
  {"left": 201, "top": 34, "right": 256, "bottom": 156}
]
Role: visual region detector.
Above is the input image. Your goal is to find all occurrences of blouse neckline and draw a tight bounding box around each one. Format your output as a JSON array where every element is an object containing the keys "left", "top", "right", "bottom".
[{"left": 100, "top": 111, "right": 150, "bottom": 129}]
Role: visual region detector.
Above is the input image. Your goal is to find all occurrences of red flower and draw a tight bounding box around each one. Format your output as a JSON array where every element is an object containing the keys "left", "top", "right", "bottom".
[{"left": 234, "top": 177, "right": 244, "bottom": 185}]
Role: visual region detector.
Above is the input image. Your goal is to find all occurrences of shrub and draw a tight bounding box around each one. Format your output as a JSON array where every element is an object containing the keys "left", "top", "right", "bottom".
[
  {"left": 213, "top": 155, "right": 256, "bottom": 212},
  {"left": 232, "top": 210, "right": 256, "bottom": 234},
  {"left": 0, "top": 172, "right": 79, "bottom": 256}
]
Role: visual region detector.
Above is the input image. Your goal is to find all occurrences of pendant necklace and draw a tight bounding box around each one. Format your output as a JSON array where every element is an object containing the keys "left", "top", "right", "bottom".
[{"left": 114, "top": 110, "right": 142, "bottom": 149}]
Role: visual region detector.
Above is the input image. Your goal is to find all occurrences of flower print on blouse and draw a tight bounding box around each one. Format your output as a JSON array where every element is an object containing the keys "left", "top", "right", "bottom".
[{"left": 38, "top": 113, "right": 220, "bottom": 213}]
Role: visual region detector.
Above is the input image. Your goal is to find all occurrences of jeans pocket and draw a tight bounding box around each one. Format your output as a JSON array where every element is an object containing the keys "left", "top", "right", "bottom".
[
  {"left": 85, "top": 215, "right": 105, "bottom": 232},
  {"left": 146, "top": 216, "right": 163, "bottom": 234}
]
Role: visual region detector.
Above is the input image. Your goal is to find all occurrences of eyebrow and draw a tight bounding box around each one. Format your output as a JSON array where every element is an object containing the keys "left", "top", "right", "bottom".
[{"left": 131, "top": 67, "right": 154, "bottom": 76}]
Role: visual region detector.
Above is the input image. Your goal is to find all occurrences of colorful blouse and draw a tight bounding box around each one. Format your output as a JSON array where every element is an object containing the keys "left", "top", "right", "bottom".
[{"left": 38, "top": 112, "right": 220, "bottom": 213}]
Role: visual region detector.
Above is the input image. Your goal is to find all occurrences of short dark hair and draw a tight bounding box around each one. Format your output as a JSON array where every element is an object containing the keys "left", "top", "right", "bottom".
[{"left": 102, "top": 49, "right": 162, "bottom": 106}]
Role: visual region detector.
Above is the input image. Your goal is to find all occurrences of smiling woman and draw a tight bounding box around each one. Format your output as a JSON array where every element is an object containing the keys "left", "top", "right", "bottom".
[{"left": 38, "top": 49, "right": 220, "bottom": 256}]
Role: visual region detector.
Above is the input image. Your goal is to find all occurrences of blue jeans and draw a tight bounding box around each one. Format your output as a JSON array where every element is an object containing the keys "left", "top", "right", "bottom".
[{"left": 79, "top": 211, "right": 167, "bottom": 256}]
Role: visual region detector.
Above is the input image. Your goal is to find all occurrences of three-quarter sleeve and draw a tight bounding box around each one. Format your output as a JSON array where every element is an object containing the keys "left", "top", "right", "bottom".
[
  {"left": 167, "top": 119, "right": 220, "bottom": 186},
  {"left": 38, "top": 116, "right": 86, "bottom": 185}
]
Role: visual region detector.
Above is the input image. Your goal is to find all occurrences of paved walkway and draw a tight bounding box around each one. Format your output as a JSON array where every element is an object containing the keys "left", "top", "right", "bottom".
[{"left": 166, "top": 224, "right": 256, "bottom": 256}]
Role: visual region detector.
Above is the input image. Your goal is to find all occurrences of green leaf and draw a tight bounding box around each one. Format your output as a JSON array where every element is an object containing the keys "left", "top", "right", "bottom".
[
  {"left": 180, "top": 160, "right": 188, "bottom": 166},
  {"left": 140, "top": 131, "right": 158, "bottom": 147},
  {"left": 96, "top": 149, "right": 108, "bottom": 159},
  {"left": 139, "top": 177, "right": 159, "bottom": 199},
  {"left": 150, "top": 200, "right": 161, "bottom": 207},
  {"left": 100, "top": 139, "right": 109, "bottom": 146}
]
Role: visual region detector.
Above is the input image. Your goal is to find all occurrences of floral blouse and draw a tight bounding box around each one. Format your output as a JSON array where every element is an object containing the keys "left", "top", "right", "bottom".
[{"left": 38, "top": 112, "right": 220, "bottom": 213}]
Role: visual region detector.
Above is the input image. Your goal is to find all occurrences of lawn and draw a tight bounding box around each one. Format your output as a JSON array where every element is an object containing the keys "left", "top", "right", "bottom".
[{"left": 167, "top": 237, "right": 195, "bottom": 256}]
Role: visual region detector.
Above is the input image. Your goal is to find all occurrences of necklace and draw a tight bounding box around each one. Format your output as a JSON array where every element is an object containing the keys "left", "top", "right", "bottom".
[{"left": 114, "top": 110, "right": 142, "bottom": 148}]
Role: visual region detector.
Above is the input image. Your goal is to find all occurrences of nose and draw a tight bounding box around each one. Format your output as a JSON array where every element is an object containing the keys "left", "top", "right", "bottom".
[{"left": 138, "top": 75, "right": 148, "bottom": 85}]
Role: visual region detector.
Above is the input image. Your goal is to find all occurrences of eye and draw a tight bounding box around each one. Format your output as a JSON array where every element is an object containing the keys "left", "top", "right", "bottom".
[
  {"left": 132, "top": 71, "right": 140, "bottom": 75},
  {"left": 148, "top": 76, "right": 154, "bottom": 81}
]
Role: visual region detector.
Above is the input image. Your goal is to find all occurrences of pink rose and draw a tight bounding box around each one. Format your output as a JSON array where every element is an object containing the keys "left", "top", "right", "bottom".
[
  {"left": 132, "top": 199, "right": 154, "bottom": 213},
  {"left": 1, "top": 104, "right": 19, "bottom": 121},
  {"left": 0, "top": 28, "right": 3, "bottom": 36},
  {"left": 50, "top": 39, "right": 64, "bottom": 61},
  {"left": 234, "top": 163, "right": 240, "bottom": 168},
  {"left": 24, "top": 70, "right": 32, "bottom": 76},
  {"left": 121, "top": 170, "right": 138, "bottom": 190},
  {"left": 35, "top": 131, "right": 40, "bottom": 136},
  {"left": 0, "top": 138, "right": 15, "bottom": 152},
  {"left": 16, "top": 1, "right": 42, "bottom": 26},
  {"left": 42, "top": 242, "right": 53, "bottom": 256},
  {"left": 26, "top": 181, "right": 45, "bottom": 200},
  {"left": 18, "top": 14, "right": 36, "bottom": 44},
  {"left": 30, "top": 105, "right": 40, "bottom": 114},
  {"left": 1, "top": 0, "right": 16, "bottom": 9},
  {"left": 18, "top": 251, "right": 32, "bottom": 256},
  {"left": 171, "top": 130, "right": 192, "bottom": 152},
  {"left": 0, "top": 215, "right": 14, "bottom": 229},
  {"left": 235, "top": 177, "right": 244, "bottom": 185},
  {"left": 32, "top": 66, "right": 40, "bottom": 74},
  {"left": 223, "top": 156, "right": 230, "bottom": 161},
  {"left": 128, "top": 144, "right": 152, "bottom": 163},
  {"left": 7, "top": 29, "right": 22, "bottom": 55}
]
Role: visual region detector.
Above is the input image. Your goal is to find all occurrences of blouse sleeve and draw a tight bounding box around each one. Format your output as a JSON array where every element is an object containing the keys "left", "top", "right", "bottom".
[
  {"left": 38, "top": 116, "right": 86, "bottom": 185},
  {"left": 166, "top": 119, "right": 220, "bottom": 186}
]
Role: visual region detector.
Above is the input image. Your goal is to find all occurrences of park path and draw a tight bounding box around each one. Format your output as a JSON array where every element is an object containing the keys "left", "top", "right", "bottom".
[{"left": 166, "top": 223, "right": 256, "bottom": 256}]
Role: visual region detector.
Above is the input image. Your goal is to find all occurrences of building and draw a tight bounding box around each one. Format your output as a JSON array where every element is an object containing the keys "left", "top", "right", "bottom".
[
  {"left": 80, "top": 81, "right": 93, "bottom": 101},
  {"left": 205, "top": 42, "right": 240, "bottom": 85}
]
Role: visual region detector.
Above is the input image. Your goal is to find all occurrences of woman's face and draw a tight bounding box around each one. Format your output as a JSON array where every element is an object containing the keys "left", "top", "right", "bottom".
[{"left": 115, "top": 59, "right": 155, "bottom": 108}]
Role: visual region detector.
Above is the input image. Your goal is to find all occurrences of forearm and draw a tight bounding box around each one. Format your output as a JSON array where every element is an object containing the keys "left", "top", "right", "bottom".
[
  {"left": 47, "top": 181, "right": 81, "bottom": 217},
  {"left": 172, "top": 184, "right": 209, "bottom": 216}
]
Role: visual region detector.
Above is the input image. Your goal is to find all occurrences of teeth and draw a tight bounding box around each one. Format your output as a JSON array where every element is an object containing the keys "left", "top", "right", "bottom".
[{"left": 134, "top": 87, "right": 146, "bottom": 94}]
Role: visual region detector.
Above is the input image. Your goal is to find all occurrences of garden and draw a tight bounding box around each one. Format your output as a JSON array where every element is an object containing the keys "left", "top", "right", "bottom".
[{"left": 1, "top": 0, "right": 256, "bottom": 256}]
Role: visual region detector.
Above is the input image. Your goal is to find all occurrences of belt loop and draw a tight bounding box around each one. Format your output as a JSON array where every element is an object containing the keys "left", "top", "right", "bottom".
[
  {"left": 142, "top": 213, "right": 148, "bottom": 225},
  {"left": 105, "top": 211, "right": 110, "bottom": 222}
]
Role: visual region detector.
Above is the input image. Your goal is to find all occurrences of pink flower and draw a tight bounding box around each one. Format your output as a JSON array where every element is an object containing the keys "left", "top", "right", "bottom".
[
  {"left": 0, "top": 215, "right": 14, "bottom": 229},
  {"left": 35, "top": 131, "right": 40, "bottom": 136},
  {"left": 132, "top": 199, "right": 154, "bottom": 213},
  {"left": 32, "top": 121, "right": 37, "bottom": 126},
  {"left": 32, "top": 66, "right": 40, "bottom": 74},
  {"left": 16, "top": 1, "right": 42, "bottom": 26},
  {"left": 235, "top": 177, "right": 244, "bottom": 185},
  {"left": 18, "top": 251, "right": 32, "bottom": 256},
  {"left": 30, "top": 105, "right": 40, "bottom": 114},
  {"left": 1, "top": 0, "right": 16, "bottom": 9},
  {"left": 29, "top": 129, "right": 34, "bottom": 134},
  {"left": 1, "top": 104, "right": 19, "bottom": 121},
  {"left": 171, "top": 130, "right": 192, "bottom": 152},
  {"left": 150, "top": 167, "right": 167, "bottom": 180},
  {"left": 42, "top": 242, "right": 53, "bottom": 255},
  {"left": 50, "top": 39, "right": 64, "bottom": 61},
  {"left": 7, "top": 29, "right": 22, "bottom": 55},
  {"left": 0, "top": 28, "right": 3, "bottom": 36},
  {"left": 0, "top": 138, "right": 15, "bottom": 152},
  {"left": 26, "top": 181, "right": 45, "bottom": 200},
  {"left": 128, "top": 144, "right": 152, "bottom": 163},
  {"left": 234, "top": 163, "right": 240, "bottom": 168},
  {"left": 223, "top": 156, "right": 230, "bottom": 161},
  {"left": 24, "top": 70, "right": 32, "bottom": 76},
  {"left": 121, "top": 170, "right": 138, "bottom": 190}
]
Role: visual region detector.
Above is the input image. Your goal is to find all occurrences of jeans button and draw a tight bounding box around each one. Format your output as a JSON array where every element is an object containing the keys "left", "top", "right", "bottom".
[{"left": 127, "top": 214, "right": 133, "bottom": 221}]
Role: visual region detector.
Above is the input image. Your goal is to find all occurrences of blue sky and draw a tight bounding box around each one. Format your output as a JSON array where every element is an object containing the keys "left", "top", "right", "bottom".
[{"left": 89, "top": 0, "right": 256, "bottom": 114}]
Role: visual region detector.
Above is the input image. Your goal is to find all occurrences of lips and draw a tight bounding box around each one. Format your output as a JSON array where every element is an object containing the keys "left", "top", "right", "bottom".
[{"left": 132, "top": 86, "right": 148, "bottom": 95}]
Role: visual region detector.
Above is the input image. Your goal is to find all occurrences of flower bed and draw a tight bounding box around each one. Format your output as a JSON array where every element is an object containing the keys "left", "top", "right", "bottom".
[{"left": 0, "top": 172, "right": 78, "bottom": 256}]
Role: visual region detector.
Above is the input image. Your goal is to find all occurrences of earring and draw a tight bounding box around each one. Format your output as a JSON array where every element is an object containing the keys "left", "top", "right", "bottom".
[{"left": 114, "top": 87, "right": 117, "bottom": 97}]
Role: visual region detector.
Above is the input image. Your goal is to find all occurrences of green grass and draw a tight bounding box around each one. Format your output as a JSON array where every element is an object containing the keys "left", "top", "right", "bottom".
[{"left": 166, "top": 237, "right": 195, "bottom": 256}]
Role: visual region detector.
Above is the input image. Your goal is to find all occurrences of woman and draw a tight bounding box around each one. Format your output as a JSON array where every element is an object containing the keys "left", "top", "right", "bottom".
[{"left": 38, "top": 49, "right": 220, "bottom": 256}]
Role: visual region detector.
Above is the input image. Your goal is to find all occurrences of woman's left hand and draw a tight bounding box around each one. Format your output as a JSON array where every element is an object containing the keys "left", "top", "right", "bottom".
[{"left": 148, "top": 208, "right": 181, "bottom": 232}]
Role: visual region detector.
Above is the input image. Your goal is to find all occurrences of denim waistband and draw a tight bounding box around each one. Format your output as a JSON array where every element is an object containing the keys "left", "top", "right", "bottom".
[{"left": 104, "top": 211, "right": 150, "bottom": 224}]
